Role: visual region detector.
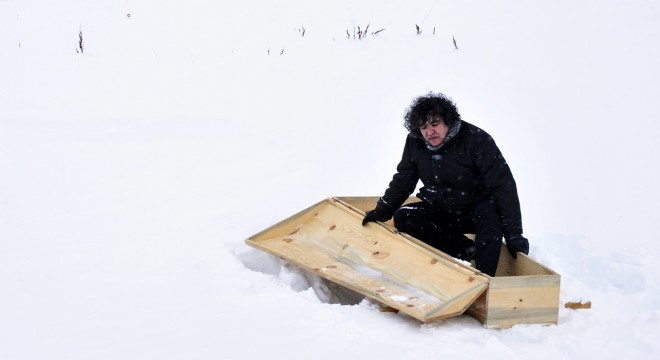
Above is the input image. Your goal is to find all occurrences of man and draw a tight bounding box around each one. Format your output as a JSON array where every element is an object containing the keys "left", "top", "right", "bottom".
[{"left": 362, "top": 92, "right": 529, "bottom": 276}]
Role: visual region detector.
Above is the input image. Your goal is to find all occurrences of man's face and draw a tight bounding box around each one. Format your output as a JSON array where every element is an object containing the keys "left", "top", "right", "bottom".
[{"left": 420, "top": 118, "right": 449, "bottom": 147}]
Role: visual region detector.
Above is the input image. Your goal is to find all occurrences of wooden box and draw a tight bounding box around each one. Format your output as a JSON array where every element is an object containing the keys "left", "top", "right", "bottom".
[{"left": 245, "top": 197, "right": 560, "bottom": 328}]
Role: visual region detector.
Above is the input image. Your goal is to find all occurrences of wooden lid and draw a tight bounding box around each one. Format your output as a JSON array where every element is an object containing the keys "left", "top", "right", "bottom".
[{"left": 246, "top": 197, "right": 489, "bottom": 322}]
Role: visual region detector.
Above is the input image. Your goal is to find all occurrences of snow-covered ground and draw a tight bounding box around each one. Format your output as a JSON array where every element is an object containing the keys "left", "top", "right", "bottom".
[{"left": 2, "top": 0, "right": 660, "bottom": 359}]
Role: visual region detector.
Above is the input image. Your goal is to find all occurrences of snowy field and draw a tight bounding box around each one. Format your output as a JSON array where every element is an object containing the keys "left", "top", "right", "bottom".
[{"left": 2, "top": 0, "right": 660, "bottom": 359}]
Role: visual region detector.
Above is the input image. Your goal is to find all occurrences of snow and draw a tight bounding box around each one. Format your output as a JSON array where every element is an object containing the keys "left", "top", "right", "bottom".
[{"left": 1, "top": 0, "right": 660, "bottom": 358}]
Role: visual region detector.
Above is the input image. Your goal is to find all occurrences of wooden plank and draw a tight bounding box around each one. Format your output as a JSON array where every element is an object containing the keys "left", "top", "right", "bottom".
[
  {"left": 246, "top": 198, "right": 489, "bottom": 322},
  {"left": 482, "top": 275, "right": 560, "bottom": 328}
]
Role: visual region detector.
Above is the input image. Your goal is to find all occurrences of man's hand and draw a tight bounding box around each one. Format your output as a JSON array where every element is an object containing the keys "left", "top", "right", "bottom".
[
  {"left": 361, "top": 207, "right": 392, "bottom": 226},
  {"left": 505, "top": 234, "right": 529, "bottom": 259}
]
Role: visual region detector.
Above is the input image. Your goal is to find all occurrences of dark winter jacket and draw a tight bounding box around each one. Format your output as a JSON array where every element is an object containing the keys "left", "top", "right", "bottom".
[{"left": 378, "top": 120, "right": 523, "bottom": 237}]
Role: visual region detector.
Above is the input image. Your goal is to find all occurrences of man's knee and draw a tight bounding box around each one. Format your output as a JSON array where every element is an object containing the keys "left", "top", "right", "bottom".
[
  {"left": 392, "top": 203, "right": 430, "bottom": 232},
  {"left": 392, "top": 207, "right": 412, "bottom": 231},
  {"left": 472, "top": 200, "right": 502, "bottom": 231}
]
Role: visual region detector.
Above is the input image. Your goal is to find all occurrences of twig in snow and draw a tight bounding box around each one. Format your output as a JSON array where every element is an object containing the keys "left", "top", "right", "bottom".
[
  {"left": 347, "top": 24, "right": 383, "bottom": 40},
  {"left": 76, "top": 27, "right": 84, "bottom": 54}
]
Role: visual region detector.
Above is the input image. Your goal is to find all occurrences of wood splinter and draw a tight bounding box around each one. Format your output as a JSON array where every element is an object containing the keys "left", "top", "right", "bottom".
[{"left": 564, "top": 301, "right": 592, "bottom": 310}]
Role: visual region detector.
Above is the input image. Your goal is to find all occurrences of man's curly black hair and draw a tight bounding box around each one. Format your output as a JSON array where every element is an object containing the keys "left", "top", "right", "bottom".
[{"left": 403, "top": 92, "right": 462, "bottom": 138}]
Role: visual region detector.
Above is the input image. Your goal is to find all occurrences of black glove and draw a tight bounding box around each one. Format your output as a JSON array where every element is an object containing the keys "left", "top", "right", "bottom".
[
  {"left": 505, "top": 234, "right": 529, "bottom": 259},
  {"left": 361, "top": 204, "right": 393, "bottom": 226}
]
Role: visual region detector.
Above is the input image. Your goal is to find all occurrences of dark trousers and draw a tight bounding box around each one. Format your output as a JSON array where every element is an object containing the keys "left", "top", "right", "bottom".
[{"left": 392, "top": 199, "right": 503, "bottom": 276}]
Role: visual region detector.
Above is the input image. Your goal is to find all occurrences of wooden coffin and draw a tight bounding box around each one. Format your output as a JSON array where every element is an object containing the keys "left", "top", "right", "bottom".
[{"left": 245, "top": 197, "right": 560, "bottom": 328}]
